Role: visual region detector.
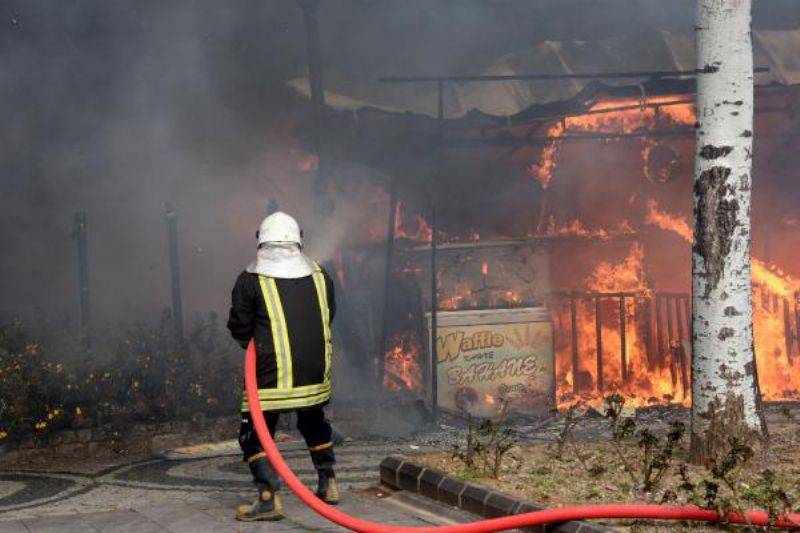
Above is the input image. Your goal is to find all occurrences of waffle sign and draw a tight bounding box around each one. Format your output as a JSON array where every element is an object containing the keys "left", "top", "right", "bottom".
[{"left": 427, "top": 308, "right": 555, "bottom": 419}]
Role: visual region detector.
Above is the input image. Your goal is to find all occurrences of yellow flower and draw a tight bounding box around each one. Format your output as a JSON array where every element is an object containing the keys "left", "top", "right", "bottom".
[
  {"left": 75, "top": 407, "right": 83, "bottom": 416},
  {"left": 0, "top": 431, "right": 7, "bottom": 440}
]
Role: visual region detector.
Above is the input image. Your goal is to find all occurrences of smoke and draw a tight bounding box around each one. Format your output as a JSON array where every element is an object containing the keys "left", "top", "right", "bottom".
[
  {"left": 0, "top": 1, "right": 304, "bottom": 323},
  {"left": 2, "top": 1, "right": 798, "bottom": 325}
]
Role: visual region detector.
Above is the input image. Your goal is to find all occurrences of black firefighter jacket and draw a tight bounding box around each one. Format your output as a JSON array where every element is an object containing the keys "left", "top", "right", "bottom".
[{"left": 227, "top": 267, "right": 336, "bottom": 411}]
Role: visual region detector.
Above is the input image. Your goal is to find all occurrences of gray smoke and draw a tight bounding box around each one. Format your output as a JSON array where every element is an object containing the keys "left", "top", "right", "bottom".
[{"left": 1, "top": 0, "right": 798, "bottom": 326}]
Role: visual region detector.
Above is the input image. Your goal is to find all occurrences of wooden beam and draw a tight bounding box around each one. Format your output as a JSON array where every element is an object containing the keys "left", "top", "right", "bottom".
[
  {"left": 619, "top": 295, "right": 628, "bottom": 384},
  {"left": 570, "top": 296, "right": 579, "bottom": 394}
]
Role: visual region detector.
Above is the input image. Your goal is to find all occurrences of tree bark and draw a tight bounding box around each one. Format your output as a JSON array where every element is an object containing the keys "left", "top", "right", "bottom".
[{"left": 690, "top": 0, "right": 767, "bottom": 464}]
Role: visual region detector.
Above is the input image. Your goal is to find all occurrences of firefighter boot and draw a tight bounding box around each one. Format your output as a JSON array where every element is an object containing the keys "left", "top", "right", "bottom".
[
  {"left": 310, "top": 444, "right": 339, "bottom": 505},
  {"left": 236, "top": 455, "right": 283, "bottom": 521},
  {"left": 316, "top": 471, "right": 339, "bottom": 505}
]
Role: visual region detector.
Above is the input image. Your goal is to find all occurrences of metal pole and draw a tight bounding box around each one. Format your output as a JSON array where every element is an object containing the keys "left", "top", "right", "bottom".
[
  {"left": 377, "top": 178, "right": 398, "bottom": 388},
  {"left": 165, "top": 202, "right": 184, "bottom": 343},
  {"left": 298, "top": 0, "right": 332, "bottom": 216},
  {"left": 74, "top": 212, "right": 90, "bottom": 331},
  {"left": 619, "top": 295, "right": 628, "bottom": 384},
  {"left": 595, "top": 296, "right": 604, "bottom": 393},
  {"left": 430, "top": 203, "right": 438, "bottom": 417},
  {"left": 377, "top": 66, "right": 770, "bottom": 83},
  {"left": 430, "top": 79, "right": 444, "bottom": 418}
]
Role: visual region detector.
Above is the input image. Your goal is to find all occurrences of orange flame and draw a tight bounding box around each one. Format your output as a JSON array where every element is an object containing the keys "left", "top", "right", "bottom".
[
  {"left": 554, "top": 243, "right": 683, "bottom": 408},
  {"left": 586, "top": 244, "right": 646, "bottom": 293},
  {"left": 645, "top": 200, "right": 693, "bottom": 241},
  {"left": 384, "top": 333, "right": 423, "bottom": 392},
  {"left": 394, "top": 200, "right": 433, "bottom": 242},
  {"left": 531, "top": 97, "right": 694, "bottom": 192},
  {"left": 540, "top": 218, "right": 636, "bottom": 240},
  {"left": 644, "top": 200, "right": 800, "bottom": 402}
]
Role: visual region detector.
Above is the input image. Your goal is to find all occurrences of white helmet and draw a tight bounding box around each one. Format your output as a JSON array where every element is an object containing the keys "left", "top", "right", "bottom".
[{"left": 257, "top": 211, "right": 303, "bottom": 247}]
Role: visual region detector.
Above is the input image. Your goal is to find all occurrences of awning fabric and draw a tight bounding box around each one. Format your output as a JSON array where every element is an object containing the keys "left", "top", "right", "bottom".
[{"left": 289, "top": 30, "right": 800, "bottom": 119}]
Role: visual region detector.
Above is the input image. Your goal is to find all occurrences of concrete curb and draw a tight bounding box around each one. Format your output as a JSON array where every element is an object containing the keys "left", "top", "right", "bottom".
[{"left": 379, "top": 455, "right": 611, "bottom": 533}]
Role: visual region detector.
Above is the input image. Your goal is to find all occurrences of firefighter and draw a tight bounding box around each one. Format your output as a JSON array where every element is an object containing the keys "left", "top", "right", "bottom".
[{"left": 227, "top": 211, "right": 337, "bottom": 522}]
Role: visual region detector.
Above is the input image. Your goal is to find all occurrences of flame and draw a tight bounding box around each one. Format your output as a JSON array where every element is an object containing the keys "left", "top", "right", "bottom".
[
  {"left": 645, "top": 200, "right": 693, "bottom": 241},
  {"left": 644, "top": 200, "right": 800, "bottom": 402},
  {"left": 540, "top": 218, "right": 636, "bottom": 240},
  {"left": 566, "top": 97, "right": 694, "bottom": 133},
  {"left": 375, "top": 96, "right": 799, "bottom": 406},
  {"left": 383, "top": 333, "right": 423, "bottom": 392},
  {"left": 497, "top": 290, "right": 523, "bottom": 307},
  {"left": 439, "top": 281, "right": 476, "bottom": 311},
  {"left": 554, "top": 243, "right": 682, "bottom": 408},
  {"left": 530, "top": 122, "right": 565, "bottom": 189},
  {"left": 394, "top": 200, "right": 433, "bottom": 242},
  {"left": 438, "top": 274, "right": 526, "bottom": 311},
  {"left": 531, "top": 97, "right": 694, "bottom": 192},
  {"left": 586, "top": 244, "right": 646, "bottom": 293}
]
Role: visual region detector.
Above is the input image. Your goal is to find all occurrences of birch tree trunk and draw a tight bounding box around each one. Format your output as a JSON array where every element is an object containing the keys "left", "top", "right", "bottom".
[{"left": 691, "top": 0, "right": 767, "bottom": 464}]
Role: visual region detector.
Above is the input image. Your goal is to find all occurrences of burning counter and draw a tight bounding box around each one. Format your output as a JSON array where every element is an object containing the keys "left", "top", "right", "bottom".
[
  {"left": 403, "top": 239, "right": 555, "bottom": 419},
  {"left": 426, "top": 307, "right": 555, "bottom": 419}
]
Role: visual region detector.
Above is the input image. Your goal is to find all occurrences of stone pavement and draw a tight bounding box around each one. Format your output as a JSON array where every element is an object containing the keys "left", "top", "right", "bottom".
[{"left": 0, "top": 439, "right": 475, "bottom": 531}]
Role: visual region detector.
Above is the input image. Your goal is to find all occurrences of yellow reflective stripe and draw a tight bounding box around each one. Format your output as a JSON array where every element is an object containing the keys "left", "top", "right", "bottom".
[
  {"left": 241, "top": 389, "right": 331, "bottom": 412},
  {"left": 258, "top": 276, "right": 293, "bottom": 390},
  {"left": 255, "top": 383, "right": 330, "bottom": 399},
  {"left": 269, "top": 277, "right": 294, "bottom": 389},
  {"left": 311, "top": 263, "right": 332, "bottom": 382}
]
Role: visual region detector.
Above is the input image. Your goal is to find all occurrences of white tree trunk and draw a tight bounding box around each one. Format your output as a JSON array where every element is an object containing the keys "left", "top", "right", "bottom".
[{"left": 691, "top": 0, "right": 766, "bottom": 463}]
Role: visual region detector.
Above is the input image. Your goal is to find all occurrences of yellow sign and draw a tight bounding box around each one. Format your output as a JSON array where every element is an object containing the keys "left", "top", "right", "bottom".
[{"left": 434, "top": 321, "right": 554, "bottom": 419}]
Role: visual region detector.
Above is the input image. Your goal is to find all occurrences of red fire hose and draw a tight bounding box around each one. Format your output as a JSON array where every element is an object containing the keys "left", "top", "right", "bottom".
[{"left": 244, "top": 340, "right": 800, "bottom": 532}]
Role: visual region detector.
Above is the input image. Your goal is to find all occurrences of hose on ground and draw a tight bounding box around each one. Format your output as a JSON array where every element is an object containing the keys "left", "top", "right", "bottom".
[{"left": 243, "top": 340, "right": 800, "bottom": 532}]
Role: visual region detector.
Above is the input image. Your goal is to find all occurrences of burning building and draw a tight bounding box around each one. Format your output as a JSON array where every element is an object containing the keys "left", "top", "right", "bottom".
[{"left": 292, "top": 30, "right": 800, "bottom": 417}]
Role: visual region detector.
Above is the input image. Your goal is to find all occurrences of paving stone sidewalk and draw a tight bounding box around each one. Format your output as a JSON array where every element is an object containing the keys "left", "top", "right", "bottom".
[
  {"left": 0, "top": 439, "right": 472, "bottom": 531},
  {"left": 0, "top": 489, "right": 457, "bottom": 532}
]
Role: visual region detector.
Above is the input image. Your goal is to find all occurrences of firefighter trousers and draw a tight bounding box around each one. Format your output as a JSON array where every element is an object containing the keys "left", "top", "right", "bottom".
[{"left": 238, "top": 406, "right": 335, "bottom": 492}]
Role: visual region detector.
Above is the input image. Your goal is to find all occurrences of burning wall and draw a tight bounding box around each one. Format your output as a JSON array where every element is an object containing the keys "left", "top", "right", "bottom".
[{"left": 356, "top": 91, "right": 800, "bottom": 410}]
